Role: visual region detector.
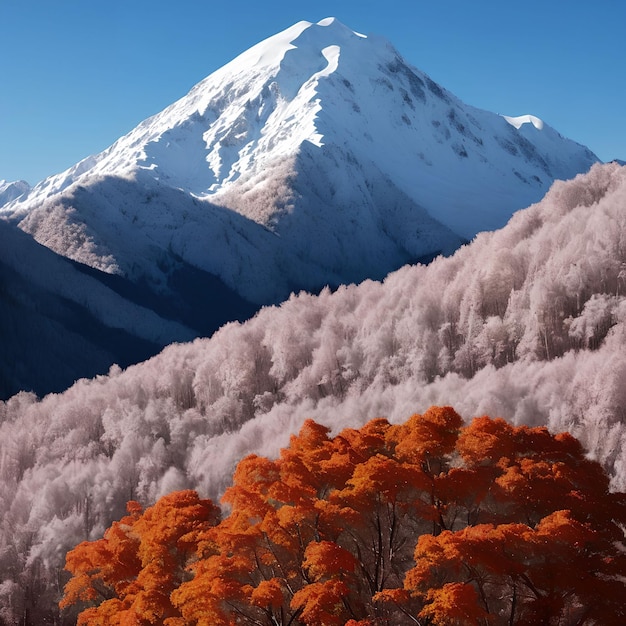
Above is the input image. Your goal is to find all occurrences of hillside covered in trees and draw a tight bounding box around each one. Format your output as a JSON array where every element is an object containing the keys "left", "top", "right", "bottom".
[
  {"left": 60, "top": 409, "right": 626, "bottom": 625},
  {"left": 2, "top": 163, "right": 626, "bottom": 622}
]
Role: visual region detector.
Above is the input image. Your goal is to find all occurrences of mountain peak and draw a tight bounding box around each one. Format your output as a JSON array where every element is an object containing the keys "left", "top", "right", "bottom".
[
  {"left": 0, "top": 179, "right": 30, "bottom": 206},
  {"left": 503, "top": 114, "right": 545, "bottom": 130},
  {"left": 213, "top": 17, "right": 367, "bottom": 79},
  {"left": 303, "top": 16, "right": 367, "bottom": 38},
  {"left": 316, "top": 17, "right": 341, "bottom": 27},
  {"left": 1, "top": 18, "right": 598, "bottom": 305}
]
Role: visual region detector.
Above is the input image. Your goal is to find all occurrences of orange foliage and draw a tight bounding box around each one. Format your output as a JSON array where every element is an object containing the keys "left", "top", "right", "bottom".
[
  {"left": 420, "top": 582, "right": 489, "bottom": 625},
  {"left": 250, "top": 578, "right": 284, "bottom": 609},
  {"left": 291, "top": 579, "right": 351, "bottom": 626},
  {"left": 60, "top": 501, "right": 143, "bottom": 615},
  {"left": 61, "top": 408, "right": 626, "bottom": 625},
  {"left": 389, "top": 406, "right": 463, "bottom": 466},
  {"left": 302, "top": 540, "right": 358, "bottom": 581},
  {"left": 60, "top": 491, "right": 220, "bottom": 624}
]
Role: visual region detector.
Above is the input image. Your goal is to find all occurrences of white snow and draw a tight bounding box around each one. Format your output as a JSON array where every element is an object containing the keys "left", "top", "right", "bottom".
[
  {"left": 318, "top": 16, "right": 366, "bottom": 37},
  {"left": 0, "top": 179, "right": 30, "bottom": 206},
  {"left": 503, "top": 114, "right": 545, "bottom": 130}
]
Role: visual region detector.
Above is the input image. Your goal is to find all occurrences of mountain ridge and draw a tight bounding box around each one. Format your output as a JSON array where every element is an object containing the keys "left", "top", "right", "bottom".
[
  {"left": 0, "top": 179, "right": 30, "bottom": 206},
  {"left": 3, "top": 18, "right": 597, "bottom": 271},
  {"left": 0, "top": 17, "right": 599, "bottom": 398}
]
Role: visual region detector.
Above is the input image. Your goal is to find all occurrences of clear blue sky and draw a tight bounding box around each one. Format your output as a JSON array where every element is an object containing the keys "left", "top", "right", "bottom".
[{"left": 1, "top": 0, "right": 624, "bottom": 185}]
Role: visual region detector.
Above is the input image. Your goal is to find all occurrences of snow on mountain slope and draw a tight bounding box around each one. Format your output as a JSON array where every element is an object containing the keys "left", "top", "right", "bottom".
[
  {"left": 1, "top": 18, "right": 598, "bottom": 305},
  {"left": 0, "top": 179, "right": 30, "bottom": 206}
]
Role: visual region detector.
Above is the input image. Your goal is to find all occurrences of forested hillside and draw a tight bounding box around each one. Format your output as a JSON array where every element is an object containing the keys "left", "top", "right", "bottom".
[{"left": 1, "top": 162, "right": 626, "bottom": 622}]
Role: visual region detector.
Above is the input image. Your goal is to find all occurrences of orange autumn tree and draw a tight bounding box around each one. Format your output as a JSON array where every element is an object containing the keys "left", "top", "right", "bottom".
[
  {"left": 394, "top": 416, "right": 626, "bottom": 625},
  {"left": 60, "top": 407, "right": 626, "bottom": 625},
  {"left": 60, "top": 490, "right": 220, "bottom": 625}
]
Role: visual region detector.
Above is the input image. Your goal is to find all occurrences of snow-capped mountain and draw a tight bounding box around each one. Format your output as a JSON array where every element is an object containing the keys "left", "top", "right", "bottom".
[
  {"left": 2, "top": 17, "right": 597, "bottom": 306},
  {"left": 0, "top": 18, "right": 600, "bottom": 398},
  {"left": 0, "top": 179, "right": 30, "bottom": 206}
]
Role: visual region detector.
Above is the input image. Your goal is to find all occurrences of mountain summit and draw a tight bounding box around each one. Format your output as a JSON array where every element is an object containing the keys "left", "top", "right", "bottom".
[
  {"left": 2, "top": 18, "right": 597, "bottom": 302},
  {"left": 0, "top": 18, "right": 598, "bottom": 397}
]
